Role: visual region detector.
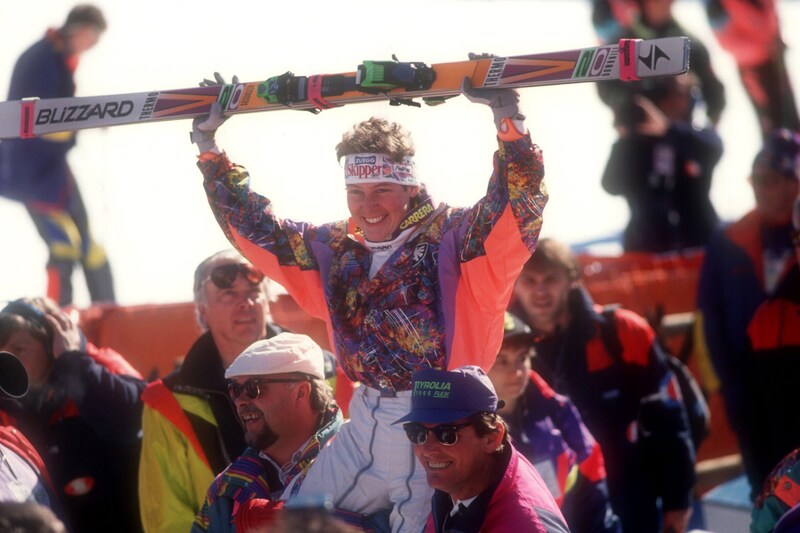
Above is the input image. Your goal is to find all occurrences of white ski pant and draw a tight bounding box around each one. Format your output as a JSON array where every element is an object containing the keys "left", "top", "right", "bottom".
[{"left": 294, "top": 386, "right": 433, "bottom": 533}]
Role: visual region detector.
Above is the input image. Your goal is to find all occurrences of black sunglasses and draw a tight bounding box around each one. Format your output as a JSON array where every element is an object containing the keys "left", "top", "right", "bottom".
[
  {"left": 209, "top": 263, "right": 265, "bottom": 289},
  {"left": 403, "top": 421, "right": 473, "bottom": 446},
  {"left": 227, "top": 378, "right": 306, "bottom": 401}
]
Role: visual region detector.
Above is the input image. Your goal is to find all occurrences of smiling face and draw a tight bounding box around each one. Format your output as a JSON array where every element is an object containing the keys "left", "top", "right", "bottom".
[
  {"left": 231, "top": 374, "right": 303, "bottom": 452},
  {"left": 346, "top": 182, "right": 419, "bottom": 241},
  {"left": 513, "top": 265, "right": 575, "bottom": 334},
  {"left": 197, "top": 264, "right": 270, "bottom": 366},
  {"left": 412, "top": 418, "right": 503, "bottom": 500}
]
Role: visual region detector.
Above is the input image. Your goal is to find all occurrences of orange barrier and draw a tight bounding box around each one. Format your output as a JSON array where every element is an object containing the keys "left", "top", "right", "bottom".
[
  {"left": 78, "top": 302, "right": 199, "bottom": 380},
  {"left": 578, "top": 250, "right": 705, "bottom": 317},
  {"left": 75, "top": 252, "right": 735, "bottom": 467},
  {"left": 78, "top": 252, "right": 706, "bottom": 381},
  {"left": 76, "top": 295, "right": 333, "bottom": 381}
]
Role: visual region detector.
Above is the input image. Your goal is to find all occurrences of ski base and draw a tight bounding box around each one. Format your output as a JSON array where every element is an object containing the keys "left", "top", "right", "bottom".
[{"left": 0, "top": 37, "right": 690, "bottom": 140}]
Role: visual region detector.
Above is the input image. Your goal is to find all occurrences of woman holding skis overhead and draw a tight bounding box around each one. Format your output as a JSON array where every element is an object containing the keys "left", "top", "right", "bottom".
[{"left": 190, "top": 76, "right": 547, "bottom": 532}]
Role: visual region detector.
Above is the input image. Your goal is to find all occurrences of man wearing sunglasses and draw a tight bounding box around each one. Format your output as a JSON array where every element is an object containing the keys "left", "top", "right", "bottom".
[
  {"left": 192, "top": 73, "right": 545, "bottom": 532},
  {"left": 139, "top": 250, "right": 287, "bottom": 533},
  {"left": 191, "top": 332, "right": 343, "bottom": 532},
  {"left": 394, "top": 366, "right": 568, "bottom": 533}
]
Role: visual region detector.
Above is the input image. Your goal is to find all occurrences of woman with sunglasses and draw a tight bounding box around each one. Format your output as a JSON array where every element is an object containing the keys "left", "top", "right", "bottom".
[{"left": 192, "top": 77, "right": 546, "bottom": 532}]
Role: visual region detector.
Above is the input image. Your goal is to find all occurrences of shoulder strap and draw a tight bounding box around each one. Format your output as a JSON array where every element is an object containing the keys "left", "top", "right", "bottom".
[{"left": 598, "top": 304, "right": 623, "bottom": 362}]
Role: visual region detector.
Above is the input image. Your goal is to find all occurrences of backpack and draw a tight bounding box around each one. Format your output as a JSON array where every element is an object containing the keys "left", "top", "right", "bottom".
[{"left": 598, "top": 305, "right": 710, "bottom": 450}]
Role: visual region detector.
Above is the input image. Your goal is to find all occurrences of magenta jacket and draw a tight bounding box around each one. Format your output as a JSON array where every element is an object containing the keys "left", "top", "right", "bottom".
[{"left": 423, "top": 445, "right": 569, "bottom": 533}]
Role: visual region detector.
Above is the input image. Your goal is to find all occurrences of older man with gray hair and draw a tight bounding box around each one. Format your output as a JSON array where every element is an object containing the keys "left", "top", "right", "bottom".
[{"left": 139, "top": 249, "right": 286, "bottom": 533}]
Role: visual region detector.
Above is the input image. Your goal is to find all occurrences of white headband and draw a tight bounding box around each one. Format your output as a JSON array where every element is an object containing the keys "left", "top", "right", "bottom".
[{"left": 343, "top": 153, "right": 417, "bottom": 186}]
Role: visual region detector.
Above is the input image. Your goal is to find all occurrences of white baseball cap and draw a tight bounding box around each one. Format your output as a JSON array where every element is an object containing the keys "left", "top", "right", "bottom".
[{"left": 225, "top": 333, "right": 325, "bottom": 380}]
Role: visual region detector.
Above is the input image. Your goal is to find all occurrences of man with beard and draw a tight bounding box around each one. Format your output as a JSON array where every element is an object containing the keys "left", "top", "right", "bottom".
[{"left": 191, "top": 333, "right": 343, "bottom": 533}]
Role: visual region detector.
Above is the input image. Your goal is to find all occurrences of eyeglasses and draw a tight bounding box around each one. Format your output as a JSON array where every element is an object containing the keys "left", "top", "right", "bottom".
[
  {"left": 208, "top": 263, "right": 265, "bottom": 290},
  {"left": 403, "top": 421, "right": 472, "bottom": 446},
  {"left": 227, "top": 378, "right": 306, "bottom": 401}
]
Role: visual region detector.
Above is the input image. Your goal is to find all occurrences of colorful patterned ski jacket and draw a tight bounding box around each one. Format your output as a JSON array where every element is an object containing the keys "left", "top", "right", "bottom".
[
  {"left": 423, "top": 444, "right": 569, "bottom": 532},
  {"left": 199, "top": 134, "right": 546, "bottom": 391},
  {"left": 508, "top": 370, "right": 620, "bottom": 533},
  {"left": 191, "top": 404, "right": 343, "bottom": 533},
  {"left": 752, "top": 446, "right": 800, "bottom": 533}
]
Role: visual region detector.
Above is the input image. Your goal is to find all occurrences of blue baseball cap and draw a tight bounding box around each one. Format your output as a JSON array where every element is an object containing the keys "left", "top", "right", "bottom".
[{"left": 394, "top": 366, "right": 503, "bottom": 425}]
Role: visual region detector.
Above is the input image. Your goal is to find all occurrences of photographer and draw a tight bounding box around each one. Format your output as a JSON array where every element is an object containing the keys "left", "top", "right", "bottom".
[{"left": 0, "top": 298, "right": 145, "bottom": 532}]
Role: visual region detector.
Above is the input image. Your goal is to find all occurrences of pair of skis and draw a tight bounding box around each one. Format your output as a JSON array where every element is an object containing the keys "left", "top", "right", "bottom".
[{"left": 0, "top": 37, "right": 690, "bottom": 140}]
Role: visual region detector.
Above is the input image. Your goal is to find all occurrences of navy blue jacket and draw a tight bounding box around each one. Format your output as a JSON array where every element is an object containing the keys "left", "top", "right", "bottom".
[
  {"left": 697, "top": 209, "right": 795, "bottom": 495},
  {"left": 516, "top": 288, "right": 695, "bottom": 533},
  {"left": 601, "top": 123, "right": 723, "bottom": 253},
  {"left": 3, "top": 346, "right": 145, "bottom": 533},
  {"left": 697, "top": 211, "right": 795, "bottom": 421},
  {"left": 744, "top": 263, "right": 800, "bottom": 491},
  {"left": 0, "top": 30, "right": 76, "bottom": 204}
]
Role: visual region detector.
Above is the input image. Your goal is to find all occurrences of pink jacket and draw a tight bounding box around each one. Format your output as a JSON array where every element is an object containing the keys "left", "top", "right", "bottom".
[{"left": 423, "top": 445, "right": 569, "bottom": 532}]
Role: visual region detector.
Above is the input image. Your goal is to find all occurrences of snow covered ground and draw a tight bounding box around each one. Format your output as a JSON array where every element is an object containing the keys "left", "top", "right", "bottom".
[{"left": 0, "top": 0, "right": 798, "bottom": 307}]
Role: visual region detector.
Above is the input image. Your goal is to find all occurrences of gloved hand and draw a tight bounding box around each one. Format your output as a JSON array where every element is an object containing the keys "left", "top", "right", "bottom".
[
  {"left": 460, "top": 76, "right": 524, "bottom": 132},
  {"left": 190, "top": 72, "right": 237, "bottom": 153}
]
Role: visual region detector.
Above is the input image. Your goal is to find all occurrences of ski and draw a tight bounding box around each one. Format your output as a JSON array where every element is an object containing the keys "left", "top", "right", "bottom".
[{"left": 0, "top": 37, "right": 689, "bottom": 140}]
